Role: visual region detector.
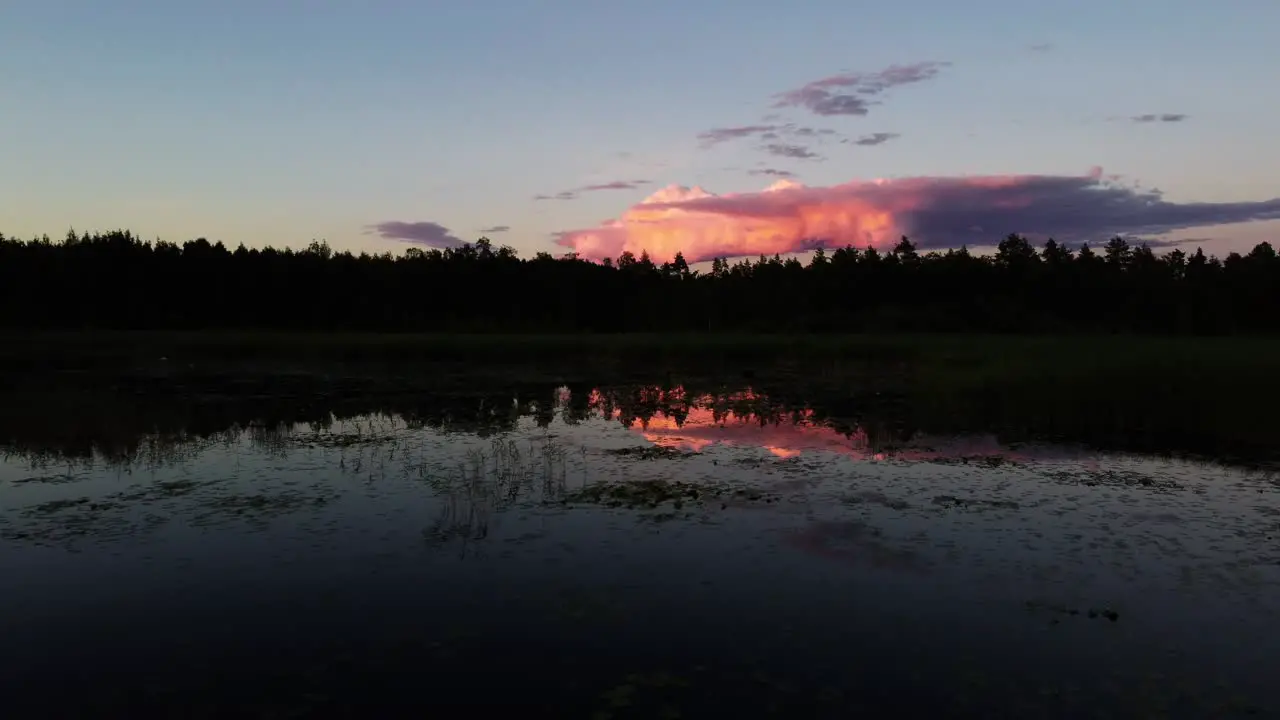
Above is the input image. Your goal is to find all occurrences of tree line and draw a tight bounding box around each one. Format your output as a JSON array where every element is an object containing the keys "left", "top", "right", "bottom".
[{"left": 1, "top": 229, "right": 1277, "bottom": 333}]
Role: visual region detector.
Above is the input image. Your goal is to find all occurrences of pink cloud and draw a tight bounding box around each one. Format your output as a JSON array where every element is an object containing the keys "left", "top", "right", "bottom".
[{"left": 553, "top": 170, "right": 1280, "bottom": 264}]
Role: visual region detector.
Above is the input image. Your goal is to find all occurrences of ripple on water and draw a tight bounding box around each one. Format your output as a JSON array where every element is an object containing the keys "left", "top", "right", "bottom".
[{"left": 1, "top": 392, "right": 1277, "bottom": 716}]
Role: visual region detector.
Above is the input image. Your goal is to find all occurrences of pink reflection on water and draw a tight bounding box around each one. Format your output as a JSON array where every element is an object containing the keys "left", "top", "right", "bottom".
[{"left": 583, "top": 387, "right": 1037, "bottom": 462}]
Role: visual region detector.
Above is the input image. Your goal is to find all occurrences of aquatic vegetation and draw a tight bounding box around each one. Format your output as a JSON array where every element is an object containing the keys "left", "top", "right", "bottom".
[
  {"left": 22, "top": 497, "right": 95, "bottom": 516},
  {"left": 287, "top": 415, "right": 403, "bottom": 449},
  {"left": 203, "top": 490, "right": 333, "bottom": 517},
  {"left": 154, "top": 478, "right": 201, "bottom": 497},
  {"left": 842, "top": 489, "right": 912, "bottom": 511},
  {"left": 2, "top": 471, "right": 333, "bottom": 547},
  {"left": 421, "top": 434, "right": 571, "bottom": 552},
  {"left": 925, "top": 454, "right": 1014, "bottom": 467},
  {"left": 931, "top": 494, "right": 1021, "bottom": 511},
  {"left": 1043, "top": 467, "right": 1184, "bottom": 490},
  {"left": 1023, "top": 599, "right": 1121, "bottom": 623},
  {"left": 605, "top": 445, "right": 697, "bottom": 460},
  {"left": 563, "top": 479, "right": 779, "bottom": 510},
  {"left": 10, "top": 472, "right": 85, "bottom": 486}
]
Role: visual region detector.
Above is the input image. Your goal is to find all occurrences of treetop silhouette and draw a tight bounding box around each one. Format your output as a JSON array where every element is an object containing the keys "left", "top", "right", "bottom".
[{"left": 0, "top": 229, "right": 1275, "bottom": 333}]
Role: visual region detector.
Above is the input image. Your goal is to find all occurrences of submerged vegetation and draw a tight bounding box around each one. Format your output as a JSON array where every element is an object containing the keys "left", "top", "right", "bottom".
[{"left": 1, "top": 228, "right": 1279, "bottom": 333}]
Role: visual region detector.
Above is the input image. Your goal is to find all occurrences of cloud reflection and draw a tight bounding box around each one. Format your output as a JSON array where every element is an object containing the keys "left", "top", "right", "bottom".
[{"left": 584, "top": 387, "right": 1033, "bottom": 462}]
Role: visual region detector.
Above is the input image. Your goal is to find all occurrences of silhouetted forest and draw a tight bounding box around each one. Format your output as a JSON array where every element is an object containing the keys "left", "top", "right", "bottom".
[{"left": 2, "top": 229, "right": 1278, "bottom": 333}]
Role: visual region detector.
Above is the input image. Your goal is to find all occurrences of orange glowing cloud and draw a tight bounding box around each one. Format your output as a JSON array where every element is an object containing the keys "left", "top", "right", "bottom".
[{"left": 554, "top": 170, "right": 1280, "bottom": 264}]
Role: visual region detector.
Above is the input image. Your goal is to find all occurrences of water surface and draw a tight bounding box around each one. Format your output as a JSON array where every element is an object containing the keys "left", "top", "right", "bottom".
[{"left": 2, "top": 385, "right": 1278, "bottom": 717}]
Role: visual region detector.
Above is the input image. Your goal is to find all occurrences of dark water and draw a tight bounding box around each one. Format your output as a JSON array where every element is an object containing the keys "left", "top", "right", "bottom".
[{"left": 2, "top": 385, "right": 1278, "bottom": 718}]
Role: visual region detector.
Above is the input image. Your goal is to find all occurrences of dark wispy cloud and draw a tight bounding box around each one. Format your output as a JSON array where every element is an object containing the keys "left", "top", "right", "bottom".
[
  {"left": 1132, "top": 113, "right": 1189, "bottom": 123},
  {"left": 371, "top": 221, "right": 465, "bottom": 248},
  {"left": 554, "top": 168, "right": 1280, "bottom": 263},
  {"left": 694, "top": 125, "right": 842, "bottom": 160},
  {"left": 698, "top": 123, "right": 838, "bottom": 149},
  {"left": 762, "top": 143, "right": 822, "bottom": 160},
  {"left": 789, "top": 126, "right": 838, "bottom": 139},
  {"left": 697, "top": 125, "right": 781, "bottom": 148},
  {"left": 1122, "top": 236, "right": 1204, "bottom": 249},
  {"left": 480, "top": 225, "right": 510, "bottom": 234},
  {"left": 848, "top": 132, "right": 900, "bottom": 146},
  {"left": 533, "top": 191, "right": 579, "bottom": 201},
  {"left": 773, "top": 61, "right": 951, "bottom": 116},
  {"left": 534, "top": 179, "right": 650, "bottom": 201},
  {"left": 749, "top": 168, "right": 798, "bottom": 178},
  {"left": 580, "top": 180, "right": 650, "bottom": 191}
]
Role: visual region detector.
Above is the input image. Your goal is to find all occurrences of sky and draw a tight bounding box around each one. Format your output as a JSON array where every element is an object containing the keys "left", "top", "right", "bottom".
[{"left": 2, "top": 0, "right": 1279, "bottom": 262}]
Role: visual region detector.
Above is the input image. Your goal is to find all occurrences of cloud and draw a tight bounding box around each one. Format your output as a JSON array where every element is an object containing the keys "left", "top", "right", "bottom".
[
  {"left": 749, "top": 168, "right": 797, "bottom": 178},
  {"left": 849, "top": 132, "right": 900, "bottom": 146},
  {"left": 698, "top": 125, "right": 780, "bottom": 148},
  {"left": 534, "top": 179, "right": 650, "bottom": 201},
  {"left": 580, "top": 180, "right": 650, "bottom": 191},
  {"left": 534, "top": 191, "right": 579, "bottom": 201},
  {"left": 774, "top": 61, "right": 950, "bottom": 116},
  {"left": 789, "top": 126, "right": 839, "bottom": 139},
  {"left": 371, "top": 221, "right": 465, "bottom": 248},
  {"left": 480, "top": 225, "right": 510, "bottom": 234},
  {"left": 1126, "top": 236, "right": 1204, "bottom": 249},
  {"left": 698, "top": 123, "right": 839, "bottom": 148},
  {"left": 762, "top": 143, "right": 822, "bottom": 160},
  {"left": 1132, "top": 113, "right": 1188, "bottom": 123},
  {"left": 553, "top": 170, "right": 1280, "bottom": 264}
]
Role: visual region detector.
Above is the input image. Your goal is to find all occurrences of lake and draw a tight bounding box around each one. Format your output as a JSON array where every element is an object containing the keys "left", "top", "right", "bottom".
[{"left": 2, "top": 383, "right": 1278, "bottom": 718}]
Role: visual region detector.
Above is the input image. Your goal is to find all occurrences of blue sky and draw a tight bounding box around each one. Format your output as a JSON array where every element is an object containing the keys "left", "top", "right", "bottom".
[{"left": 2, "top": 0, "right": 1278, "bottom": 259}]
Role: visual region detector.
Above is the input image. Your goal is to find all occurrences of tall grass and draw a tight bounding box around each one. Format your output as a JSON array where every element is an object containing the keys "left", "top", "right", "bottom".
[{"left": 423, "top": 435, "right": 571, "bottom": 554}]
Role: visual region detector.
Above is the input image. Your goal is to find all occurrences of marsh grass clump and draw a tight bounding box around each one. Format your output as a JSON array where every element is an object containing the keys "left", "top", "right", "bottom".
[
  {"left": 295, "top": 432, "right": 394, "bottom": 449},
  {"left": 22, "top": 497, "right": 94, "bottom": 516},
  {"left": 564, "top": 479, "right": 778, "bottom": 510},
  {"left": 927, "top": 454, "right": 1014, "bottom": 468},
  {"left": 11, "top": 472, "right": 85, "bottom": 486},
  {"left": 1044, "top": 468, "right": 1183, "bottom": 491},
  {"left": 842, "top": 490, "right": 912, "bottom": 511},
  {"left": 204, "top": 491, "right": 331, "bottom": 516},
  {"left": 931, "top": 495, "right": 1020, "bottom": 511},
  {"left": 288, "top": 415, "right": 402, "bottom": 450},
  {"left": 4, "top": 470, "right": 330, "bottom": 548},
  {"left": 606, "top": 446, "right": 697, "bottom": 460},
  {"left": 1024, "top": 599, "right": 1121, "bottom": 623},
  {"left": 568, "top": 479, "right": 710, "bottom": 509},
  {"left": 423, "top": 434, "right": 570, "bottom": 551},
  {"left": 154, "top": 478, "right": 201, "bottom": 497},
  {"left": 6, "top": 495, "right": 138, "bottom": 545}
]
